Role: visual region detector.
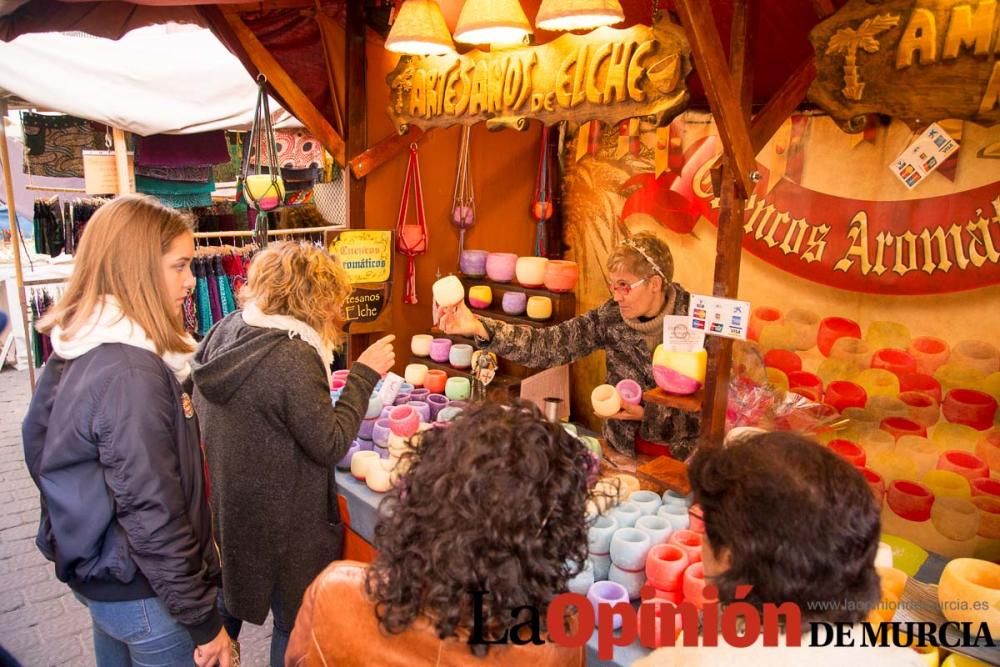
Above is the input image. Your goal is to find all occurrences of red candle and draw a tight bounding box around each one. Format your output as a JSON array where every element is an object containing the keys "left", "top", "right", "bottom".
[
  {"left": 817, "top": 317, "right": 862, "bottom": 357},
  {"left": 880, "top": 416, "right": 927, "bottom": 440},
  {"left": 886, "top": 480, "right": 934, "bottom": 522},
  {"left": 908, "top": 336, "right": 950, "bottom": 375},
  {"left": 975, "top": 430, "right": 1000, "bottom": 472},
  {"left": 423, "top": 370, "right": 448, "bottom": 394},
  {"left": 748, "top": 307, "right": 782, "bottom": 342},
  {"left": 859, "top": 467, "right": 885, "bottom": 505},
  {"left": 788, "top": 370, "right": 823, "bottom": 396},
  {"left": 898, "top": 391, "right": 940, "bottom": 427},
  {"left": 645, "top": 544, "right": 689, "bottom": 592},
  {"left": 682, "top": 562, "right": 708, "bottom": 610},
  {"left": 871, "top": 348, "right": 918, "bottom": 378},
  {"left": 898, "top": 372, "right": 942, "bottom": 403},
  {"left": 972, "top": 477, "right": 1000, "bottom": 498},
  {"left": 942, "top": 389, "right": 998, "bottom": 431},
  {"left": 825, "top": 381, "right": 868, "bottom": 412},
  {"left": 936, "top": 450, "right": 990, "bottom": 483},
  {"left": 829, "top": 439, "right": 866, "bottom": 466},
  {"left": 764, "top": 349, "right": 802, "bottom": 376}
]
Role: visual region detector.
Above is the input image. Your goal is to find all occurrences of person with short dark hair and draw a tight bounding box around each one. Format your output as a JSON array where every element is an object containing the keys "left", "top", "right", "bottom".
[
  {"left": 636, "top": 432, "right": 923, "bottom": 666},
  {"left": 285, "top": 401, "right": 589, "bottom": 666}
]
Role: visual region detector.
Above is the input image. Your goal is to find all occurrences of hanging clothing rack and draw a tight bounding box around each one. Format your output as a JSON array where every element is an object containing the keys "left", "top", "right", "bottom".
[{"left": 192, "top": 224, "right": 341, "bottom": 239}]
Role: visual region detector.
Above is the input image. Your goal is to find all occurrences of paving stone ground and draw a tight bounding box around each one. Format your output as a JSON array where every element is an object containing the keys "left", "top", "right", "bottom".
[{"left": 0, "top": 368, "right": 273, "bottom": 666}]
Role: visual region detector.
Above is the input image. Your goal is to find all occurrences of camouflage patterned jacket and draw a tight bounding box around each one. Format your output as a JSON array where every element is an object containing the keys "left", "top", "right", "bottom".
[{"left": 476, "top": 285, "right": 701, "bottom": 459}]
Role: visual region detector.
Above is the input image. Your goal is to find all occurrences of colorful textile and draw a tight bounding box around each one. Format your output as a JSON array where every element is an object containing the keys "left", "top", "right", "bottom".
[
  {"left": 135, "top": 165, "right": 213, "bottom": 182},
  {"left": 135, "top": 130, "right": 230, "bottom": 168},
  {"left": 248, "top": 129, "right": 323, "bottom": 170},
  {"left": 21, "top": 112, "right": 101, "bottom": 178}
]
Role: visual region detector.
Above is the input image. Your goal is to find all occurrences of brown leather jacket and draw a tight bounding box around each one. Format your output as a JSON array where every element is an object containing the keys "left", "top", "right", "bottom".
[{"left": 286, "top": 561, "right": 586, "bottom": 667}]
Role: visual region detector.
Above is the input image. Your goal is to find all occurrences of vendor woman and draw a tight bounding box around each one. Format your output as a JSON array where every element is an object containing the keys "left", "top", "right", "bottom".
[{"left": 437, "top": 232, "right": 701, "bottom": 459}]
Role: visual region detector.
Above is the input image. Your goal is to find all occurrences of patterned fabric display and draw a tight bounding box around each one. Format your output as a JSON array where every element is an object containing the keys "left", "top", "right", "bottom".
[
  {"left": 21, "top": 112, "right": 101, "bottom": 178},
  {"left": 248, "top": 130, "right": 323, "bottom": 170}
]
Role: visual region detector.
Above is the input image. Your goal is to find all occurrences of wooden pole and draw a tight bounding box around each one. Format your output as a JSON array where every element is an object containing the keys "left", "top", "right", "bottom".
[
  {"left": 0, "top": 100, "right": 37, "bottom": 390},
  {"left": 700, "top": 0, "right": 757, "bottom": 447},
  {"left": 346, "top": 0, "right": 369, "bottom": 363},
  {"left": 349, "top": 126, "right": 434, "bottom": 179},
  {"left": 112, "top": 127, "right": 131, "bottom": 195}
]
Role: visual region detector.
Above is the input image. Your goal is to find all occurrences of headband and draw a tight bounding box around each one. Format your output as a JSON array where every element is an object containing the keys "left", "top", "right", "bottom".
[{"left": 622, "top": 238, "right": 666, "bottom": 280}]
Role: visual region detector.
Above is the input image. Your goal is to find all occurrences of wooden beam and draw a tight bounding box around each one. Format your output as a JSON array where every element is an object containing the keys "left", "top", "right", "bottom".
[
  {"left": 112, "top": 127, "right": 131, "bottom": 195},
  {"left": 0, "top": 101, "right": 36, "bottom": 391},
  {"left": 699, "top": 0, "right": 757, "bottom": 447},
  {"left": 674, "top": 0, "right": 757, "bottom": 197},
  {"left": 313, "top": 4, "right": 345, "bottom": 137},
  {"left": 346, "top": 0, "right": 369, "bottom": 364},
  {"left": 750, "top": 57, "right": 816, "bottom": 153},
  {"left": 222, "top": 12, "right": 347, "bottom": 166},
  {"left": 810, "top": 0, "right": 838, "bottom": 19},
  {"left": 349, "top": 126, "right": 436, "bottom": 179}
]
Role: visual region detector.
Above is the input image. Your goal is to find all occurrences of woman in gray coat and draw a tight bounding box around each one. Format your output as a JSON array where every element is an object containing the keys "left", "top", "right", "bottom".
[{"left": 192, "top": 242, "right": 394, "bottom": 667}]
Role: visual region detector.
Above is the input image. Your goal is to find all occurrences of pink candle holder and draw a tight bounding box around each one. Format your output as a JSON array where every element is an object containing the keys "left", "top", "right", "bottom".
[
  {"left": 764, "top": 349, "right": 802, "bottom": 376},
  {"left": 909, "top": 336, "right": 950, "bottom": 375},
  {"left": 937, "top": 450, "right": 990, "bottom": 483},
  {"left": 952, "top": 340, "right": 1000, "bottom": 376},
  {"left": 818, "top": 316, "right": 862, "bottom": 357},
  {"left": 860, "top": 467, "right": 885, "bottom": 505},
  {"left": 485, "top": 252, "right": 518, "bottom": 283},
  {"left": 543, "top": 260, "right": 579, "bottom": 293},
  {"left": 899, "top": 391, "right": 940, "bottom": 427},
  {"left": 872, "top": 348, "right": 918, "bottom": 378},
  {"left": 899, "top": 372, "right": 942, "bottom": 403},
  {"left": 748, "top": 307, "right": 782, "bottom": 342},
  {"left": 825, "top": 381, "right": 868, "bottom": 412},
  {"left": 829, "top": 439, "right": 866, "bottom": 467},
  {"left": 586, "top": 581, "right": 631, "bottom": 629},
  {"left": 667, "top": 529, "right": 702, "bottom": 564},
  {"left": 942, "top": 389, "right": 998, "bottom": 431},
  {"left": 886, "top": 480, "right": 934, "bottom": 522},
  {"left": 645, "top": 544, "right": 689, "bottom": 591},
  {"left": 615, "top": 379, "right": 643, "bottom": 406},
  {"left": 881, "top": 416, "right": 927, "bottom": 440},
  {"left": 388, "top": 405, "right": 420, "bottom": 438},
  {"left": 429, "top": 338, "right": 453, "bottom": 364},
  {"left": 682, "top": 562, "right": 708, "bottom": 610}
]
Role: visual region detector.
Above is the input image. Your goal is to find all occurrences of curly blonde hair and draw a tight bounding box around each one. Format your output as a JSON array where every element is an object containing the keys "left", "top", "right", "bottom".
[{"left": 240, "top": 241, "right": 351, "bottom": 347}]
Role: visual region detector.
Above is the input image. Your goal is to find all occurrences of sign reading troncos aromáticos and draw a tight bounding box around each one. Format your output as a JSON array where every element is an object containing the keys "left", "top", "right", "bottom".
[
  {"left": 385, "top": 20, "right": 691, "bottom": 132},
  {"left": 809, "top": 0, "right": 1000, "bottom": 131}
]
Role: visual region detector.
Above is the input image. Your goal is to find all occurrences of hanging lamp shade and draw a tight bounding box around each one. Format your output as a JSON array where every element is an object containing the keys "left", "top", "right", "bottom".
[
  {"left": 536, "top": 0, "right": 625, "bottom": 31},
  {"left": 453, "top": 0, "right": 532, "bottom": 46},
  {"left": 385, "top": 0, "right": 456, "bottom": 56}
]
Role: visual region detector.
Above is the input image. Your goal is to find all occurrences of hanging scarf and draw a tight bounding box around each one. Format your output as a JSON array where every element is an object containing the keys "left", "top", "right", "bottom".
[
  {"left": 395, "top": 144, "right": 428, "bottom": 304},
  {"left": 242, "top": 301, "right": 333, "bottom": 384}
]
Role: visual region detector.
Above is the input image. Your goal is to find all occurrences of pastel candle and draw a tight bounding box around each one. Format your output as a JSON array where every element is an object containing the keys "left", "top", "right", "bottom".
[
  {"left": 526, "top": 296, "right": 552, "bottom": 320},
  {"left": 974, "top": 430, "right": 1000, "bottom": 472},
  {"left": 764, "top": 349, "right": 802, "bottom": 376},
  {"left": 432, "top": 275, "right": 465, "bottom": 307},
  {"left": 860, "top": 467, "right": 885, "bottom": 505},
  {"left": 856, "top": 368, "right": 901, "bottom": 398},
  {"left": 872, "top": 348, "right": 918, "bottom": 378},
  {"left": 615, "top": 379, "right": 643, "bottom": 406},
  {"left": 485, "top": 252, "right": 517, "bottom": 282},
  {"left": 515, "top": 256, "right": 549, "bottom": 288},
  {"left": 952, "top": 340, "right": 1000, "bottom": 375},
  {"left": 909, "top": 336, "right": 951, "bottom": 375},
  {"left": 930, "top": 497, "right": 980, "bottom": 542},
  {"left": 543, "top": 260, "right": 579, "bottom": 293},
  {"left": 683, "top": 562, "right": 708, "bottom": 610},
  {"left": 608, "top": 564, "right": 646, "bottom": 600},
  {"left": 785, "top": 307, "right": 820, "bottom": 351},
  {"left": 657, "top": 504, "right": 690, "bottom": 531},
  {"left": 423, "top": 370, "right": 448, "bottom": 394},
  {"left": 881, "top": 416, "right": 927, "bottom": 440},
  {"left": 588, "top": 515, "right": 620, "bottom": 555},
  {"left": 410, "top": 334, "right": 433, "bottom": 357},
  {"left": 898, "top": 436, "right": 943, "bottom": 478},
  {"left": 935, "top": 364, "right": 987, "bottom": 396},
  {"left": 609, "top": 527, "right": 653, "bottom": 570},
  {"left": 388, "top": 405, "right": 420, "bottom": 438},
  {"left": 865, "top": 321, "right": 911, "bottom": 351},
  {"left": 830, "top": 337, "right": 872, "bottom": 369},
  {"left": 468, "top": 285, "right": 492, "bottom": 309},
  {"left": 787, "top": 371, "right": 822, "bottom": 397},
  {"left": 609, "top": 502, "right": 641, "bottom": 529},
  {"left": 972, "top": 496, "right": 1000, "bottom": 539},
  {"left": 459, "top": 249, "right": 488, "bottom": 277},
  {"left": 667, "top": 529, "right": 702, "bottom": 564},
  {"left": 828, "top": 439, "right": 866, "bottom": 466},
  {"left": 448, "top": 344, "right": 474, "bottom": 369},
  {"left": 445, "top": 376, "right": 471, "bottom": 401},
  {"left": 350, "top": 450, "right": 379, "bottom": 481},
  {"left": 591, "top": 384, "right": 622, "bottom": 417},
  {"left": 245, "top": 173, "right": 285, "bottom": 210},
  {"left": 404, "top": 363, "right": 428, "bottom": 387},
  {"left": 501, "top": 291, "right": 527, "bottom": 315},
  {"left": 426, "top": 393, "right": 449, "bottom": 420},
  {"left": 365, "top": 458, "right": 394, "bottom": 493},
  {"left": 635, "top": 515, "right": 672, "bottom": 546},
  {"left": 407, "top": 400, "right": 431, "bottom": 424},
  {"left": 586, "top": 581, "right": 630, "bottom": 629},
  {"left": 629, "top": 490, "right": 663, "bottom": 516},
  {"left": 758, "top": 323, "right": 799, "bottom": 354},
  {"left": 429, "top": 338, "right": 452, "bottom": 364}
]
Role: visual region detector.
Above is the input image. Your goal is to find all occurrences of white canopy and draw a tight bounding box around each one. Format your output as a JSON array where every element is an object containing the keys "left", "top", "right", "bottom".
[{"left": 0, "top": 23, "right": 295, "bottom": 135}]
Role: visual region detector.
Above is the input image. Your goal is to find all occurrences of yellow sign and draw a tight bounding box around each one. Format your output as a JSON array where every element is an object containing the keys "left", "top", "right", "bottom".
[{"left": 329, "top": 230, "right": 392, "bottom": 284}]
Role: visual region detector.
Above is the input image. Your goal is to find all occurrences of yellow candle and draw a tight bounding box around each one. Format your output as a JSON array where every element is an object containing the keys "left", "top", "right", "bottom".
[{"left": 526, "top": 296, "right": 552, "bottom": 320}]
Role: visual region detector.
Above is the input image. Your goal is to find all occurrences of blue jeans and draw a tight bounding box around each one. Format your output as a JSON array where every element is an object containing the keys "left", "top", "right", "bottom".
[
  {"left": 218, "top": 590, "right": 290, "bottom": 667},
  {"left": 75, "top": 594, "right": 194, "bottom": 667}
]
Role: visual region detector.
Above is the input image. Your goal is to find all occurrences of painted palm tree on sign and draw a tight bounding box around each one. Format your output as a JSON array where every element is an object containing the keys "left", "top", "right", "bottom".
[{"left": 826, "top": 14, "right": 900, "bottom": 101}]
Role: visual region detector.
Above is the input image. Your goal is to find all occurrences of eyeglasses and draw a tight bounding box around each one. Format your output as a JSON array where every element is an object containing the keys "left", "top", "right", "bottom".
[{"left": 608, "top": 278, "right": 646, "bottom": 296}]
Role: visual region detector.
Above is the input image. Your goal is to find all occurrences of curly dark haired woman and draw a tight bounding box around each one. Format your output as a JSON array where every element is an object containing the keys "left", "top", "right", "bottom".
[
  {"left": 636, "top": 432, "right": 924, "bottom": 667},
  {"left": 285, "top": 401, "right": 590, "bottom": 666}
]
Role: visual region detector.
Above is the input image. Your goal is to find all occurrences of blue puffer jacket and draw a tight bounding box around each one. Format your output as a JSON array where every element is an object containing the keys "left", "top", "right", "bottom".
[{"left": 21, "top": 344, "right": 222, "bottom": 645}]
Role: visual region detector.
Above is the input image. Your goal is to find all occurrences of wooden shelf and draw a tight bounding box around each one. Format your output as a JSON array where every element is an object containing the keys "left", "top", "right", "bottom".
[
  {"left": 469, "top": 307, "right": 550, "bottom": 328},
  {"left": 457, "top": 274, "right": 576, "bottom": 302},
  {"left": 642, "top": 387, "right": 704, "bottom": 413},
  {"left": 408, "top": 355, "right": 522, "bottom": 391}
]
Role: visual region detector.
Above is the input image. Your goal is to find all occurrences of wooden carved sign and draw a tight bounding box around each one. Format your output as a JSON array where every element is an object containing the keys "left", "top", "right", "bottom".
[
  {"left": 344, "top": 286, "right": 387, "bottom": 324},
  {"left": 385, "top": 20, "right": 691, "bottom": 132},
  {"left": 809, "top": 0, "right": 1000, "bottom": 132}
]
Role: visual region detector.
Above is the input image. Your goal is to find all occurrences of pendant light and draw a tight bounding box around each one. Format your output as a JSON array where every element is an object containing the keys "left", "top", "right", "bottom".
[
  {"left": 453, "top": 0, "right": 532, "bottom": 46},
  {"left": 385, "top": 0, "right": 456, "bottom": 56},
  {"left": 536, "top": 0, "right": 625, "bottom": 32}
]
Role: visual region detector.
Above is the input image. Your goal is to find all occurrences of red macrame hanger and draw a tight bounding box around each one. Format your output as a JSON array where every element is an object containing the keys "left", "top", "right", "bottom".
[{"left": 396, "top": 143, "right": 429, "bottom": 304}]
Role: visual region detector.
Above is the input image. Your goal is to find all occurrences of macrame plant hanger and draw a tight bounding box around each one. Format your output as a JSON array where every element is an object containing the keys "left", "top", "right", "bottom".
[
  {"left": 531, "top": 125, "right": 556, "bottom": 257},
  {"left": 395, "top": 143, "right": 429, "bottom": 304},
  {"left": 451, "top": 125, "right": 476, "bottom": 254},
  {"left": 240, "top": 74, "right": 283, "bottom": 247}
]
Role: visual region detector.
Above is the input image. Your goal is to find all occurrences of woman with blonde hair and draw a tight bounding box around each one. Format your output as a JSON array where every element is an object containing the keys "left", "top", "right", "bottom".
[
  {"left": 438, "top": 232, "right": 700, "bottom": 459},
  {"left": 191, "top": 241, "right": 394, "bottom": 667},
  {"left": 22, "top": 194, "right": 232, "bottom": 667}
]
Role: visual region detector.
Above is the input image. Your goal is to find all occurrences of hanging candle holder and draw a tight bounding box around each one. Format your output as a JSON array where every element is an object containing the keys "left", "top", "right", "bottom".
[
  {"left": 451, "top": 125, "right": 477, "bottom": 254},
  {"left": 530, "top": 124, "right": 559, "bottom": 257},
  {"left": 395, "top": 144, "right": 429, "bottom": 304},
  {"left": 240, "top": 74, "right": 286, "bottom": 247}
]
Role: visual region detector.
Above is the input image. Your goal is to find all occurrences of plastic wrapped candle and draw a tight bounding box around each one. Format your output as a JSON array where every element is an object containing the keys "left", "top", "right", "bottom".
[
  {"left": 952, "top": 340, "right": 1000, "bottom": 376},
  {"left": 652, "top": 345, "right": 707, "bottom": 395},
  {"left": 468, "top": 285, "right": 492, "bottom": 309},
  {"left": 856, "top": 368, "right": 901, "bottom": 398},
  {"left": 432, "top": 275, "right": 465, "bottom": 307},
  {"left": 526, "top": 296, "right": 552, "bottom": 320},
  {"left": 766, "top": 368, "right": 789, "bottom": 393},
  {"left": 865, "top": 321, "right": 911, "bottom": 351}
]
